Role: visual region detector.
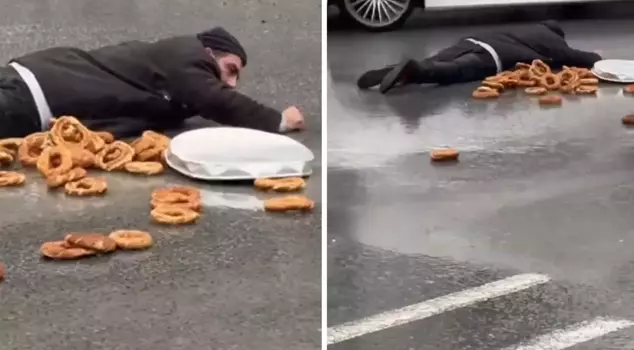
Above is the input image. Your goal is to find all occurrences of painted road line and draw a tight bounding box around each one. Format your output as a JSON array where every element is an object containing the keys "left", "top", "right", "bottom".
[
  {"left": 502, "top": 317, "right": 634, "bottom": 350},
  {"left": 327, "top": 273, "right": 551, "bottom": 345}
]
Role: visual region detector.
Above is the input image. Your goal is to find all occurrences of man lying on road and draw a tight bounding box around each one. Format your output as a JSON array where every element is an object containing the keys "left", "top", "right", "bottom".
[
  {"left": 357, "top": 20, "right": 602, "bottom": 94},
  {"left": 0, "top": 27, "right": 305, "bottom": 138}
]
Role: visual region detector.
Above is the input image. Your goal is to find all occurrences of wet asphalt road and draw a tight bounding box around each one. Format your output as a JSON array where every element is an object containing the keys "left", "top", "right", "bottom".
[
  {"left": 0, "top": 1, "right": 321, "bottom": 350},
  {"left": 328, "top": 3, "right": 634, "bottom": 349}
]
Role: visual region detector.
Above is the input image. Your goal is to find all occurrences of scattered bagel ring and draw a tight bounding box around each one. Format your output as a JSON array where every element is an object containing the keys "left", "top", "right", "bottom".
[
  {"left": 525, "top": 86, "right": 547, "bottom": 95},
  {"left": 86, "top": 132, "right": 106, "bottom": 153},
  {"left": 150, "top": 194, "right": 201, "bottom": 212},
  {"left": 558, "top": 69, "right": 577, "bottom": 82},
  {"left": 124, "top": 161, "right": 164, "bottom": 175},
  {"left": 40, "top": 241, "right": 97, "bottom": 260},
  {"left": 95, "top": 141, "right": 134, "bottom": 171},
  {"left": 18, "top": 132, "right": 48, "bottom": 166},
  {"left": 514, "top": 62, "right": 532, "bottom": 70},
  {"left": 264, "top": 195, "right": 315, "bottom": 213},
  {"left": 430, "top": 148, "right": 459, "bottom": 162},
  {"left": 50, "top": 116, "right": 93, "bottom": 150},
  {"left": 135, "top": 146, "right": 164, "bottom": 162},
  {"left": 150, "top": 205, "right": 200, "bottom": 225},
  {"left": 576, "top": 68, "right": 594, "bottom": 78},
  {"left": 36, "top": 146, "right": 73, "bottom": 177},
  {"left": 46, "top": 167, "right": 87, "bottom": 188},
  {"left": 579, "top": 78, "right": 598, "bottom": 85},
  {"left": 131, "top": 131, "right": 170, "bottom": 162},
  {"left": 481, "top": 80, "right": 504, "bottom": 90},
  {"left": 151, "top": 186, "right": 200, "bottom": 202},
  {"left": 539, "top": 73, "right": 560, "bottom": 90},
  {"left": 64, "top": 177, "right": 107, "bottom": 196},
  {"left": 515, "top": 69, "right": 535, "bottom": 82},
  {"left": 558, "top": 70, "right": 579, "bottom": 93},
  {"left": 530, "top": 59, "right": 551, "bottom": 77},
  {"left": 254, "top": 177, "right": 306, "bottom": 192},
  {"left": 0, "top": 148, "right": 13, "bottom": 166},
  {"left": 94, "top": 131, "right": 115, "bottom": 144},
  {"left": 64, "top": 233, "right": 117, "bottom": 253},
  {"left": 538, "top": 95, "right": 563, "bottom": 106},
  {"left": 70, "top": 148, "right": 96, "bottom": 168},
  {"left": 515, "top": 76, "right": 536, "bottom": 88},
  {"left": 499, "top": 77, "right": 520, "bottom": 88},
  {"left": 576, "top": 85, "right": 598, "bottom": 94},
  {"left": 472, "top": 86, "right": 500, "bottom": 99},
  {"left": 0, "top": 171, "right": 26, "bottom": 187},
  {"left": 0, "top": 138, "right": 23, "bottom": 155},
  {"left": 622, "top": 114, "right": 634, "bottom": 126},
  {"left": 108, "top": 230, "right": 153, "bottom": 250}
]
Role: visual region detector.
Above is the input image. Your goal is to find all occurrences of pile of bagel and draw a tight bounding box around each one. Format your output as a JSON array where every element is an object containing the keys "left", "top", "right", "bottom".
[{"left": 472, "top": 60, "right": 599, "bottom": 105}]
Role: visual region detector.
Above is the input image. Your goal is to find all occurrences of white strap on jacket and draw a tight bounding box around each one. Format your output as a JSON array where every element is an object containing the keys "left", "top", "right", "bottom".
[
  {"left": 9, "top": 62, "right": 54, "bottom": 131},
  {"left": 465, "top": 38, "right": 503, "bottom": 74}
]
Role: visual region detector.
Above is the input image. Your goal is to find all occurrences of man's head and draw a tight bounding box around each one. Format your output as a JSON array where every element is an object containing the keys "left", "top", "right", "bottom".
[{"left": 196, "top": 27, "right": 247, "bottom": 88}]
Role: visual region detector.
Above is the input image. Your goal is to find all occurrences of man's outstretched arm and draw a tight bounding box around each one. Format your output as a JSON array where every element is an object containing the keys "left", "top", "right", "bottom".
[
  {"left": 168, "top": 60, "right": 303, "bottom": 133},
  {"left": 558, "top": 47, "right": 602, "bottom": 69}
]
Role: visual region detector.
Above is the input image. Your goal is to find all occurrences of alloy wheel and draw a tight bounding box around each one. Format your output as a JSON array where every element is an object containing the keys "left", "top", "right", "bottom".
[{"left": 343, "top": 0, "right": 412, "bottom": 28}]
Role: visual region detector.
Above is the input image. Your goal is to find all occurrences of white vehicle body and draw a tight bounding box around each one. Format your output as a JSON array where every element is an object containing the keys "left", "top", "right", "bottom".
[
  {"left": 333, "top": 0, "right": 613, "bottom": 31},
  {"left": 425, "top": 0, "right": 610, "bottom": 8}
]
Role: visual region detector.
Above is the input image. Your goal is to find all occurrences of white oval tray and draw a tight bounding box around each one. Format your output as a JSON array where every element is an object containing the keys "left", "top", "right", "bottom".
[
  {"left": 165, "top": 127, "right": 314, "bottom": 181},
  {"left": 592, "top": 60, "right": 634, "bottom": 83},
  {"left": 165, "top": 149, "right": 313, "bottom": 181}
]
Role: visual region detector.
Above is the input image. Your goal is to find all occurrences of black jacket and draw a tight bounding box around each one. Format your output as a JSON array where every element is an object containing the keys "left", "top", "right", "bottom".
[
  {"left": 470, "top": 20, "right": 602, "bottom": 70},
  {"left": 11, "top": 36, "right": 282, "bottom": 137}
]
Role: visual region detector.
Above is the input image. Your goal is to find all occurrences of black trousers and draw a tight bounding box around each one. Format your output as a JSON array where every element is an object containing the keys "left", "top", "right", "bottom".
[
  {"left": 411, "top": 40, "right": 499, "bottom": 85},
  {"left": 0, "top": 66, "right": 41, "bottom": 138}
]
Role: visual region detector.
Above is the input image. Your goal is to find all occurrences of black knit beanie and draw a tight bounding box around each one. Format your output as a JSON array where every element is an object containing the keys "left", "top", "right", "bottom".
[{"left": 196, "top": 27, "right": 247, "bottom": 67}]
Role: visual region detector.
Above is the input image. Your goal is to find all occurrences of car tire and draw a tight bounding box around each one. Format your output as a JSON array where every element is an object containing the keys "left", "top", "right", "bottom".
[{"left": 338, "top": 0, "right": 415, "bottom": 32}]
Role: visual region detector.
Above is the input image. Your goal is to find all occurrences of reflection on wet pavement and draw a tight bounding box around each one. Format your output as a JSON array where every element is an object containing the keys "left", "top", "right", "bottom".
[
  {"left": 328, "top": 17, "right": 634, "bottom": 278},
  {"left": 328, "top": 8, "right": 634, "bottom": 349}
]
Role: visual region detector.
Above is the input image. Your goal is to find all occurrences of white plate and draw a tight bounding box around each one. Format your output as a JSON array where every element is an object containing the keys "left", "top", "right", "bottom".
[
  {"left": 165, "top": 127, "right": 314, "bottom": 181},
  {"left": 592, "top": 60, "right": 634, "bottom": 83},
  {"left": 170, "top": 127, "right": 314, "bottom": 163},
  {"left": 592, "top": 69, "right": 634, "bottom": 83},
  {"left": 165, "top": 150, "right": 312, "bottom": 180}
]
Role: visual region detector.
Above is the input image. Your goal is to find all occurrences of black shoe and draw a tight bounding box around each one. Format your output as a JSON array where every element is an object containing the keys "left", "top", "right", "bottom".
[
  {"left": 356, "top": 67, "right": 393, "bottom": 90},
  {"left": 379, "top": 59, "right": 418, "bottom": 94}
]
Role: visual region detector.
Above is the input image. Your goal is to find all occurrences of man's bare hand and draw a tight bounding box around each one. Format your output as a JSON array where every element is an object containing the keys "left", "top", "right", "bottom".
[{"left": 282, "top": 106, "right": 306, "bottom": 132}]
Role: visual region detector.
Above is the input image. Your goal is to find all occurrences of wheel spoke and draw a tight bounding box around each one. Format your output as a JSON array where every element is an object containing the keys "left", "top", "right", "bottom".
[
  {"left": 370, "top": 0, "right": 378, "bottom": 23},
  {"left": 361, "top": 0, "right": 373, "bottom": 20},
  {"left": 345, "top": 0, "right": 409, "bottom": 26},
  {"left": 378, "top": 0, "right": 390, "bottom": 22},
  {"left": 381, "top": 0, "right": 398, "bottom": 16},
  {"left": 385, "top": 0, "right": 406, "bottom": 10},
  {"left": 355, "top": 0, "right": 371, "bottom": 13}
]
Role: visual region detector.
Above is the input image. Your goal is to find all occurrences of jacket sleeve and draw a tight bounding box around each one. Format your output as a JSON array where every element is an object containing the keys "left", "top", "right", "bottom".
[
  {"left": 556, "top": 47, "right": 602, "bottom": 69},
  {"left": 166, "top": 58, "right": 283, "bottom": 133}
]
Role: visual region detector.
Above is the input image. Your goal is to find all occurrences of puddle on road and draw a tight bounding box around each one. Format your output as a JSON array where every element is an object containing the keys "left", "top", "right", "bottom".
[
  {"left": 200, "top": 190, "right": 263, "bottom": 211},
  {"left": 327, "top": 77, "right": 634, "bottom": 170}
]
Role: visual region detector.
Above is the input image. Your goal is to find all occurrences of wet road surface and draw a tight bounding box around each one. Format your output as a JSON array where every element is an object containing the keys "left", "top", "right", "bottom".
[
  {"left": 328, "top": 4, "right": 634, "bottom": 349},
  {"left": 0, "top": 1, "right": 321, "bottom": 349}
]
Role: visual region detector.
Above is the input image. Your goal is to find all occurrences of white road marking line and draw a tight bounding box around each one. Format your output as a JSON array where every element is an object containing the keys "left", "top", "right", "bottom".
[
  {"left": 502, "top": 317, "right": 634, "bottom": 350},
  {"left": 327, "top": 273, "right": 551, "bottom": 345}
]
